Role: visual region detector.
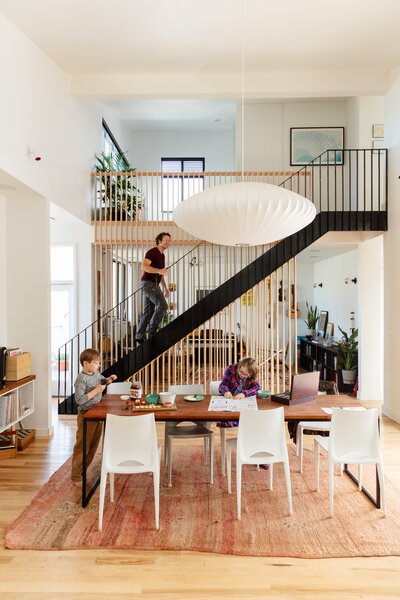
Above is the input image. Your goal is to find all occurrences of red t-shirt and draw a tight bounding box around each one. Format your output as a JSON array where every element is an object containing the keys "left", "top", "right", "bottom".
[{"left": 141, "top": 247, "right": 165, "bottom": 284}]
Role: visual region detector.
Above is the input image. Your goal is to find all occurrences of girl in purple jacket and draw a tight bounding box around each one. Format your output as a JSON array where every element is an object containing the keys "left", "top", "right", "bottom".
[{"left": 217, "top": 357, "right": 260, "bottom": 427}]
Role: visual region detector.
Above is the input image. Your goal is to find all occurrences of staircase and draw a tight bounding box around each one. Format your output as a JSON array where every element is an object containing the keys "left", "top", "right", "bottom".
[{"left": 58, "top": 148, "right": 387, "bottom": 413}]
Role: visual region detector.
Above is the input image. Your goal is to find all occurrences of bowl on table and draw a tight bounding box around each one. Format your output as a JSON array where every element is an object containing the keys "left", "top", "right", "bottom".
[
  {"left": 145, "top": 394, "right": 160, "bottom": 405},
  {"left": 159, "top": 392, "right": 176, "bottom": 406},
  {"left": 257, "top": 390, "right": 271, "bottom": 399}
]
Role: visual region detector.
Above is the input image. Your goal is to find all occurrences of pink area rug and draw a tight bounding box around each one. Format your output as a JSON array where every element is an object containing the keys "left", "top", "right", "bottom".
[{"left": 5, "top": 445, "right": 400, "bottom": 557}]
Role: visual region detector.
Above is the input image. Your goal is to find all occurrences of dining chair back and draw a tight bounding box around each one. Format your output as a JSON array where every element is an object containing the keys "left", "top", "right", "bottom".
[
  {"left": 99, "top": 413, "right": 161, "bottom": 530},
  {"left": 106, "top": 382, "right": 132, "bottom": 394}
]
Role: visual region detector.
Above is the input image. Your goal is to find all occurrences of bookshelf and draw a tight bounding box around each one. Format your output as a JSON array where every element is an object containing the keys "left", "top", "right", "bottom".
[
  {"left": 0, "top": 376, "right": 35, "bottom": 458},
  {"left": 299, "top": 339, "right": 357, "bottom": 393}
]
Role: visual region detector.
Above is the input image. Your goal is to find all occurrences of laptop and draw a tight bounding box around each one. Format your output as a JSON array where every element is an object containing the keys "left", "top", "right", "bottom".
[{"left": 271, "top": 371, "right": 320, "bottom": 405}]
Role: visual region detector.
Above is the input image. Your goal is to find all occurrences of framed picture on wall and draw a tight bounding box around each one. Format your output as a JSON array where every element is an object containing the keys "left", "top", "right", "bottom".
[
  {"left": 372, "top": 124, "right": 384, "bottom": 139},
  {"left": 290, "top": 127, "right": 345, "bottom": 166},
  {"left": 317, "top": 310, "right": 329, "bottom": 338}
]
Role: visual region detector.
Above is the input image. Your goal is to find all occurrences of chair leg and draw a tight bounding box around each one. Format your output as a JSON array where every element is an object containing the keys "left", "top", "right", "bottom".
[
  {"left": 296, "top": 423, "right": 301, "bottom": 457},
  {"left": 109, "top": 472, "right": 115, "bottom": 502},
  {"left": 377, "top": 462, "right": 386, "bottom": 515},
  {"left": 358, "top": 464, "right": 363, "bottom": 491},
  {"left": 220, "top": 428, "right": 226, "bottom": 476},
  {"left": 236, "top": 461, "right": 242, "bottom": 520},
  {"left": 163, "top": 423, "right": 168, "bottom": 466},
  {"left": 329, "top": 462, "right": 335, "bottom": 516},
  {"left": 154, "top": 467, "right": 160, "bottom": 531},
  {"left": 98, "top": 470, "right": 107, "bottom": 531},
  {"left": 283, "top": 460, "right": 293, "bottom": 515},
  {"left": 269, "top": 463, "right": 274, "bottom": 490},
  {"left": 227, "top": 444, "right": 232, "bottom": 494},
  {"left": 167, "top": 435, "right": 173, "bottom": 487},
  {"left": 314, "top": 439, "right": 320, "bottom": 492},
  {"left": 209, "top": 434, "right": 214, "bottom": 485},
  {"left": 203, "top": 437, "right": 208, "bottom": 465},
  {"left": 299, "top": 427, "right": 304, "bottom": 473}
]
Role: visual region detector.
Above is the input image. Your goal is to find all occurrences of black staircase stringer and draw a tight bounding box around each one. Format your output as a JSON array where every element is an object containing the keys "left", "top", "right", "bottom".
[{"left": 103, "top": 210, "right": 386, "bottom": 381}]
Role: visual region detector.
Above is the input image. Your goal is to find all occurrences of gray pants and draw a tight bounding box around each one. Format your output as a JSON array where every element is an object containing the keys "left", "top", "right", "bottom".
[{"left": 136, "top": 281, "right": 168, "bottom": 339}]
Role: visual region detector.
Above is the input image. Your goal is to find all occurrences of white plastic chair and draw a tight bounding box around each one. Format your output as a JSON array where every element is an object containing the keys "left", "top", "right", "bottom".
[
  {"left": 210, "top": 380, "right": 230, "bottom": 475},
  {"left": 314, "top": 407, "right": 386, "bottom": 516},
  {"left": 106, "top": 382, "right": 132, "bottom": 394},
  {"left": 165, "top": 384, "right": 213, "bottom": 486},
  {"left": 226, "top": 407, "right": 292, "bottom": 520},
  {"left": 296, "top": 421, "right": 331, "bottom": 473},
  {"left": 98, "top": 413, "right": 161, "bottom": 531}
]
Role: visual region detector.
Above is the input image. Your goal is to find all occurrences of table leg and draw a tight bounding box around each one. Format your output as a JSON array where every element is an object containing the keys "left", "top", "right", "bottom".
[
  {"left": 344, "top": 465, "right": 381, "bottom": 508},
  {"left": 82, "top": 417, "right": 103, "bottom": 508}
]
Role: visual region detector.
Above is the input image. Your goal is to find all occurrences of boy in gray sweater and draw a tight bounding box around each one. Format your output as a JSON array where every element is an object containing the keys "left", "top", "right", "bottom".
[{"left": 71, "top": 348, "right": 117, "bottom": 486}]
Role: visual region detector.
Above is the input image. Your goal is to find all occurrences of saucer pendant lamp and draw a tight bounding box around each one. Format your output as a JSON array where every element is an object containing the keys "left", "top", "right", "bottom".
[
  {"left": 173, "top": 1, "right": 316, "bottom": 247},
  {"left": 173, "top": 182, "right": 316, "bottom": 247}
]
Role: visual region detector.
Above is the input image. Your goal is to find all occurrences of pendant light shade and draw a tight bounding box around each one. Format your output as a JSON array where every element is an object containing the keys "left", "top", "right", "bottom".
[{"left": 173, "top": 182, "right": 316, "bottom": 246}]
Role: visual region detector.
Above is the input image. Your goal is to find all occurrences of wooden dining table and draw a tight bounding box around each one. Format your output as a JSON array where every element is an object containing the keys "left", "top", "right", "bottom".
[{"left": 81, "top": 393, "right": 381, "bottom": 509}]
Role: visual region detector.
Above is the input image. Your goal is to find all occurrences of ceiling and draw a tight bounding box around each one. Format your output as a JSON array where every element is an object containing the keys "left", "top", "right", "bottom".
[{"left": 0, "top": 0, "right": 399, "bottom": 77}]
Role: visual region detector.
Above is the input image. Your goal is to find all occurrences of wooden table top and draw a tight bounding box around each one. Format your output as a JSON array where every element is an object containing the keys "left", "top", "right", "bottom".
[{"left": 83, "top": 393, "right": 373, "bottom": 422}]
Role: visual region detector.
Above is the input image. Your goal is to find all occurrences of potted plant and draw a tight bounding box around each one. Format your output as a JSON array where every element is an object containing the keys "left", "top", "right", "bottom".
[
  {"left": 95, "top": 151, "right": 141, "bottom": 221},
  {"left": 57, "top": 353, "right": 70, "bottom": 371},
  {"left": 304, "top": 302, "right": 318, "bottom": 338},
  {"left": 335, "top": 326, "right": 358, "bottom": 384}
]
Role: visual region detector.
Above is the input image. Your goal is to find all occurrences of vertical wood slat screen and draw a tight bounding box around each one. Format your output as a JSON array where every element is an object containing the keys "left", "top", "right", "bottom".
[
  {"left": 92, "top": 171, "right": 302, "bottom": 388},
  {"left": 127, "top": 258, "right": 297, "bottom": 394}
]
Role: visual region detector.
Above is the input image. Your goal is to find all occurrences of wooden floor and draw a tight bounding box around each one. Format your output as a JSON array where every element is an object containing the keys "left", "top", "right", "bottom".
[{"left": 1, "top": 405, "right": 400, "bottom": 599}]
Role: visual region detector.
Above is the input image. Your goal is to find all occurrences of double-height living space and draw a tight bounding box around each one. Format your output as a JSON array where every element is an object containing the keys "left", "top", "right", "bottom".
[{"left": 0, "top": 0, "right": 400, "bottom": 597}]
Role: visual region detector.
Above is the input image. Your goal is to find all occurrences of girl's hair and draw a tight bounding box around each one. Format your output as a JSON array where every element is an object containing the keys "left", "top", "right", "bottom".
[{"left": 236, "top": 357, "right": 258, "bottom": 383}]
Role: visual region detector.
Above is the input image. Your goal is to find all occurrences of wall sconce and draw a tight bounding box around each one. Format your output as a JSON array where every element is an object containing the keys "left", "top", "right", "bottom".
[
  {"left": 344, "top": 277, "right": 357, "bottom": 285},
  {"left": 313, "top": 282, "right": 323, "bottom": 288}
]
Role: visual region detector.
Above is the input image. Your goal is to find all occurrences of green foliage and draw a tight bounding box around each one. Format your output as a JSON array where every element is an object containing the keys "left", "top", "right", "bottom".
[
  {"left": 335, "top": 326, "right": 358, "bottom": 370},
  {"left": 95, "top": 151, "right": 140, "bottom": 221},
  {"left": 304, "top": 302, "right": 318, "bottom": 330}
]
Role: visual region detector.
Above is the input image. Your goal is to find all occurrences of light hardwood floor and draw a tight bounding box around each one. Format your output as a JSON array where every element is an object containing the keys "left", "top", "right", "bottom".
[{"left": 0, "top": 405, "right": 400, "bottom": 599}]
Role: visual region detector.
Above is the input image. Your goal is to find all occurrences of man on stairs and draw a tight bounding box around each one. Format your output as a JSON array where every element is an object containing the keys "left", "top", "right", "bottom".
[{"left": 135, "top": 232, "right": 171, "bottom": 344}]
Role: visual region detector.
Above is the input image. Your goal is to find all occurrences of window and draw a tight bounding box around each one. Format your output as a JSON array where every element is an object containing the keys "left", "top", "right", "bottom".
[
  {"left": 162, "top": 158, "right": 205, "bottom": 212},
  {"left": 102, "top": 119, "right": 129, "bottom": 169}
]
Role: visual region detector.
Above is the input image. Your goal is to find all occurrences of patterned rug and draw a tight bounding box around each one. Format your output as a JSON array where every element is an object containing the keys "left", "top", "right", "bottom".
[{"left": 5, "top": 445, "right": 400, "bottom": 557}]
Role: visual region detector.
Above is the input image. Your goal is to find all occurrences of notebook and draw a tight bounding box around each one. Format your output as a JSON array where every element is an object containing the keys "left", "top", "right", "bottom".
[{"left": 271, "top": 371, "right": 320, "bottom": 405}]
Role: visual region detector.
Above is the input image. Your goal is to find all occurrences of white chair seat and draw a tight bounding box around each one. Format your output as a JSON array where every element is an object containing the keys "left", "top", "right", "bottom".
[
  {"left": 99, "top": 413, "right": 161, "bottom": 531},
  {"left": 106, "top": 381, "right": 133, "bottom": 394},
  {"left": 314, "top": 408, "right": 386, "bottom": 516},
  {"left": 226, "top": 407, "right": 292, "bottom": 519},
  {"left": 296, "top": 421, "right": 331, "bottom": 473}
]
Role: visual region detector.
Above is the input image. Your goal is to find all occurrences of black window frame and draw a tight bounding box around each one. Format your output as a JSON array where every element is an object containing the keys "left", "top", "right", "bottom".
[
  {"left": 102, "top": 118, "right": 129, "bottom": 169},
  {"left": 161, "top": 157, "right": 205, "bottom": 213}
]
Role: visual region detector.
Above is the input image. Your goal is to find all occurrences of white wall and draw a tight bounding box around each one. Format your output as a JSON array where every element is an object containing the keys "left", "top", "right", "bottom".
[
  {"left": 346, "top": 96, "right": 384, "bottom": 149},
  {"left": 296, "top": 261, "right": 314, "bottom": 338},
  {"left": 128, "top": 129, "right": 235, "bottom": 171},
  {"left": 0, "top": 195, "right": 6, "bottom": 345},
  {"left": 383, "top": 71, "right": 400, "bottom": 422},
  {"left": 237, "top": 100, "right": 347, "bottom": 171},
  {"left": 358, "top": 236, "right": 383, "bottom": 401},
  {"left": 313, "top": 250, "right": 358, "bottom": 337},
  {"left": 6, "top": 195, "right": 51, "bottom": 435}
]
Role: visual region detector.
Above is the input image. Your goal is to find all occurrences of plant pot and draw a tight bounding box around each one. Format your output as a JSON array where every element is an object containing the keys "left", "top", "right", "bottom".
[{"left": 342, "top": 369, "right": 357, "bottom": 384}]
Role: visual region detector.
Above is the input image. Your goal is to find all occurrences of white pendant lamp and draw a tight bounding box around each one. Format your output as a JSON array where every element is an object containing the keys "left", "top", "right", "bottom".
[
  {"left": 173, "top": 0, "right": 316, "bottom": 247},
  {"left": 173, "top": 181, "right": 316, "bottom": 247}
]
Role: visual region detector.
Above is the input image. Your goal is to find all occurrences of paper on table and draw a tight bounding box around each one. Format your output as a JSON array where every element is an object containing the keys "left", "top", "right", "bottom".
[
  {"left": 208, "top": 395, "right": 258, "bottom": 412},
  {"left": 321, "top": 406, "right": 366, "bottom": 415}
]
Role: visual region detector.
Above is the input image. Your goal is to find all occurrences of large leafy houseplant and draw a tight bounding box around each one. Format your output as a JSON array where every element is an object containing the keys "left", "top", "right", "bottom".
[
  {"left": 335, "top": 326, "right": 358, "bottom": 369},
  {"left": 95, "top": 151, "right": 140, "bottom": 221},
  {"left": 335, "top": 326, "right": 358, "bottom": 384},
  {"left": 304, "top": 302, "right": 318, "bottom": 335}
]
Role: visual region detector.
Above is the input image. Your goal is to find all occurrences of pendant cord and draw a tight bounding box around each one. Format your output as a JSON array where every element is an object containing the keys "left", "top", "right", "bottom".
[{"left": 241, "top": 0, "right": 245, "bottom": 180}]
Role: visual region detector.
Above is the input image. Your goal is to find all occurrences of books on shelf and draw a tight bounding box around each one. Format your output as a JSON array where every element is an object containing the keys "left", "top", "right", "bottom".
[{"left": 6, "top": 348, "right": 23, "bottom": 357}]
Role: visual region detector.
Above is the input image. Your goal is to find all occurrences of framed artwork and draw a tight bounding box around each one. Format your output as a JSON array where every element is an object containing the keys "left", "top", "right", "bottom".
[
  {"left": 317, "top": 310, "right": 329, "bottom": 338},
  {"left": 372, "top": 124, "right": 384, "bottom": 139},
  {"left": 325, "top": 322, "right": 334, "bottom": 340},
  {"left": 372, "top": 139, "right": 385, "bottom": 150},
  {"left": 290, "top": 127, "right": 345, "bottom": 166}
]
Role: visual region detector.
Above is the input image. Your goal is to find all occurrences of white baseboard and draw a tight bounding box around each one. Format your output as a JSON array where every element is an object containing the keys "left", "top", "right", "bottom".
[
  {"left": 35, "top": 427, "right": 54, "bottom": 437},
  {"left": 382, "top": 404, "right": 400, "bottom": 425}
]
